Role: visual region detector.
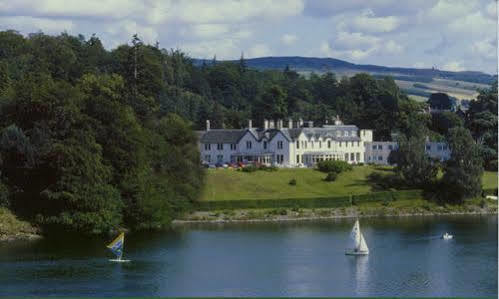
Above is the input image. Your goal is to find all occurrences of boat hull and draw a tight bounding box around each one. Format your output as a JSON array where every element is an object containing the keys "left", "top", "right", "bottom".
[{"left": 345, "top": 250, "right": 369, "bottom": 255}]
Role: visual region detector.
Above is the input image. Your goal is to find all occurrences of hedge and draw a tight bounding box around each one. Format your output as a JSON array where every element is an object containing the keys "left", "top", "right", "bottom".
[
  {"left": 195, "top": 189, "right": 423, "bottom": 211},
  {"left": 483, "top": 188, "right": 498, "bottom": 196}
]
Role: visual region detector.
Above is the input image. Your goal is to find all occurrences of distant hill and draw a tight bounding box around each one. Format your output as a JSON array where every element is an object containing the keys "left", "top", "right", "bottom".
[{"left": 193, "top": 56, "right": 496, "bottom": 85}]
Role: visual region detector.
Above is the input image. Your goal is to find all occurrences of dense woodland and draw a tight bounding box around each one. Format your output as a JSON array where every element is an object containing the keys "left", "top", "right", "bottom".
[{"left": 0, "top": 31, "right": 496, "bottom": 232}]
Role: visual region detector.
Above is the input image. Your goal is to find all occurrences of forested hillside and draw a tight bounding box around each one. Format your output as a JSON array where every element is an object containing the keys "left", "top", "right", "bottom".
[
  {"left": 0, "top": 30, "right": 496, "bottom": 232},
  {"left": 0, "top": 31, "right": 204, "bottom": 233}
]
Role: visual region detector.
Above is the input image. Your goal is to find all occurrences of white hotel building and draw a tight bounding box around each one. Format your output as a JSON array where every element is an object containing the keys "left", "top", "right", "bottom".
[{"left": 197, "top": 118, "right": 450, "bottom": 167}]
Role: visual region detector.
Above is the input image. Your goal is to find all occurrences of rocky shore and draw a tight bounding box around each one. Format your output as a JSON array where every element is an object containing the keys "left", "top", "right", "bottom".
[
  {"left": 0, "top": 208, "right": 41, "bottom": 242},
  {"left": 173, "top": 200, "right": 497, "bottom": 225}
]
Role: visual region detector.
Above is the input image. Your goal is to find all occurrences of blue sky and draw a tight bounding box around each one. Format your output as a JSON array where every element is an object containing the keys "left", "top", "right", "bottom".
[{"left": 0, "top": 0, "right": 497, "bottom": 73}]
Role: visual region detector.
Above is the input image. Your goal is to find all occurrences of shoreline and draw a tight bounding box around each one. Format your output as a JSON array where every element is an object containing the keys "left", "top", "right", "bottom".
[
  {"left": 173, "top": 204, "right": 497, "bottom": 225},
  {"left": 0, "top": 232, "right": 42, "bottom": 242}
]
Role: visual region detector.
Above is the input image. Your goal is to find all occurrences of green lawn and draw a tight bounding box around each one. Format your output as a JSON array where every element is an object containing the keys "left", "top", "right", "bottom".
[
  {"left": 200, "top": 166, "right": 390, "bottom": 201},
  {"left": 483, "top": 171, "right": 498, "bottom": 190},
  {"left": 200, "top": 166, "right": 498, "bottom": 201}
]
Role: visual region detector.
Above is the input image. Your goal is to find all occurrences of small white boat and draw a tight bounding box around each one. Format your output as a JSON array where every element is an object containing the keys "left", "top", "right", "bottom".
[
  {"left": 442, "top": 232, "right": 453, "bottom": 240},
  {"left": 346, "top": 219, "right": 369, "bottom": 255},
  {"left": 107, "top": 232, "right": 131, "bottom": 262}
]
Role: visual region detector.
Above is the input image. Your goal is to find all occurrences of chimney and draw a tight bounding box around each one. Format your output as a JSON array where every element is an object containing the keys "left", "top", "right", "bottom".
[
  {"left": 308, "top": 121, "right": 314, "bottom": 128},
  {"left": 288, "top": 119, "right": 293, "bottom": 128},
  {"left": 264, "top": 119, "right": 269, "bottom": 129},
  {"left": 334, "top": 115, "right": 343, "bottom": 125},
  {"left": 248, "top": 119, "right": 252, "bottom": 129},
  {"left": 206, "top": 120, "right": 210, "bottom": 131},
  {"left": 269, "top": 120, "right": 275, "bottom": 129}
]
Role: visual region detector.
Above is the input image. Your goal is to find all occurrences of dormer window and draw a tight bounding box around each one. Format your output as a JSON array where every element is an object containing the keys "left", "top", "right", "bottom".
[{"left": 344, "top": 131, "right": 349, "bottom": 137}]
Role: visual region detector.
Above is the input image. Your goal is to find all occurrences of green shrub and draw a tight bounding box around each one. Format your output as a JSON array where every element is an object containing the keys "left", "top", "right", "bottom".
[
  {"left": 289, "top": 178, "right": 297, "bottom": 186},
  {"left": 242, "top": 165, "right": 258, "bottom": 172},
  {"left": 324, "top": 172, "right": 338, "bottom": 182},
  {"left": 316, "top": 160, "right": 352, "bottom": 173}
]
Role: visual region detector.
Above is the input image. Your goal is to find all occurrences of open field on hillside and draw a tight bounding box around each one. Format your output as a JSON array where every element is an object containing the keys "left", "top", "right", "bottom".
[{"left": 200, "top": 166, "right": 497, "bottom": 201}]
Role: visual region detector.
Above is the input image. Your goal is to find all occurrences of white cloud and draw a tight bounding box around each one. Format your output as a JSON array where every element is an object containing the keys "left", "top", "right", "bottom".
[
  {"left": 164, "top": 0, "right": 304, "bottom": 24},
  {"left": 428, "top": 0, "right": 477, "bottom": 20},
  {"left": 281, "top": 33, "right": 298, "bottom": 45},
  {"left": 442, "top": 61, "right": 465, "bottom": 72},
  {"left": 335, "top": 31, "right": 381, "bottom": 50},
  {"left": 484, "top": 1, "right": 497, "bottom": 19},
  {"left": 384, "top": 40, "right": 403, "bottom": 54},
  {"left": 471, "top": 38, "right": 496, "bottom": 59},
  {"left": 350, "top": 9, "right": 401, "bottom": 33},
  {"left": 0, "top": 0, "right": 142, "bottom": 20},
  {"left": 447, "top": 11, "right": 495, "bottom": 35},
  {"left": 189, "top": 24, "right": 229, "bottom": 38},
  {"left": 0, "top": 16, "right": 73, "bottom": 33},
  {"left": 247, "top": 43, "right": 271, "bottom": 58}
]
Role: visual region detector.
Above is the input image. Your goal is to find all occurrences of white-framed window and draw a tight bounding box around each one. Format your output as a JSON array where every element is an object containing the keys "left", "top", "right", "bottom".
[
  {"left": 204, "top": 155, "right": 211, "bottom": 162},
  {"left": 247, "top": 141, "right": 252, "bottom": 149},
  {"left": 217, "top": 143, "right": 223, "bottom": 150},
  {"left": 217, "top": 155, "right": 223, "bottom": 162},
  {"left": 426, "top": 145, "right": 431, "bottom": 151},
  {"left": 350, "top": 153, "right": 355, "bottom": 161},
  {"left": 356, "top": 153, "right": 360, "bottom": 161},
  {"left": 277, "top": 141, "right": 283, "bottom": 149},
  {"left": 263, "top": 141, "right": 267, "bottom": 150},
  {"left": 336, "top": 131, "right": 341, "bottom": 137},
  {"left": 345, "top": 153, "right": 349, "bottom": 161},
  {"left": 437, "top": 145, "right": 443, "bottom": 151},
  {"left": 368, "top": 156, "right": 371, "bottom": 161},
  {"left": 204, "top": 144, "right": 211, "bottom": 151},
  {"left": 276, "top": 154, "right": 284, "bottom": 164},
  {"left": 378, "top": 156, "right": 383, "bottom": 161},
  {"left": 378, "top": 145, "right": 383, "bottom": 150},
  {"left": 344, "top": 131, "right": 349, "bottom": 137},
  {"left": 327, "top": 140, "right": 331, "bottom": 148},
  {"left": 319, "top": 141, "right": 322, "bottom": 148},
  {"left": 372, "top": 145, "right": 377, "bottom": 150},
  {"left": 296, "top": 155, "right": 300, "bottom": 163},
  {"left": 230, "top": 144, "right": 237, "bottom": 150},
  {"left": 296, "top": 140, "right": 300, "bottom": 149},
  {"left": 351, "top": 130, "right": 356, "bottom": 136}
]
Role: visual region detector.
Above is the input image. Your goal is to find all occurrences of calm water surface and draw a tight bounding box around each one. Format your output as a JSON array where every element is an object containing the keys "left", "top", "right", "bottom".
[{"left": 0, "top": 215, "right": 497, "bottom": 297}]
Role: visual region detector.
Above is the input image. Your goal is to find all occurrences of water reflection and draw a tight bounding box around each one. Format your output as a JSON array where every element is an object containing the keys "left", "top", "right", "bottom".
[{"left": 352, "top": 255, "right": 369, "bottom": 296}]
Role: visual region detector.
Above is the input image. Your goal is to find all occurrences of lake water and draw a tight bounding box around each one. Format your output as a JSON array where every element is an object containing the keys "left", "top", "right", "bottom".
[{"left": 0, "top": 215, "right": 497, "bottom": 297}]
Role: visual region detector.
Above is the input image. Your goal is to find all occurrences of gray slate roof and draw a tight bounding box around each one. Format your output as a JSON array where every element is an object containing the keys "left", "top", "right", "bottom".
[{"left": 198, "top": 125, "right": 361, "bottom": 144}]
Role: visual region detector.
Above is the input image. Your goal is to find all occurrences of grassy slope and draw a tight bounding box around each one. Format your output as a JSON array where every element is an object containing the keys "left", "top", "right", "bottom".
[
  {"left": 201, "top": 167, "right": 498, "bottom": 201},
  {"left": 202, "top": 166, "right": 387, "bottom": 201}
]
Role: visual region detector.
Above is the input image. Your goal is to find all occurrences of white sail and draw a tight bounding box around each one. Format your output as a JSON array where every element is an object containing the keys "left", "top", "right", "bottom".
[
  {"left": 346, "top": 219, "right": 369, "bottom": 255},
  {"left": 359, "top": 233, "right": 369, "bottom": 253},
  {"left": 350, "top": 220, "right": 361, "bottom": 249}
]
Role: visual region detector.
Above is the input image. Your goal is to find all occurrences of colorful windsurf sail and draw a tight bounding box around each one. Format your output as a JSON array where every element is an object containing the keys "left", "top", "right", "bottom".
[{"left": 107, "top": 232, "right": 124, "bottom": 260}]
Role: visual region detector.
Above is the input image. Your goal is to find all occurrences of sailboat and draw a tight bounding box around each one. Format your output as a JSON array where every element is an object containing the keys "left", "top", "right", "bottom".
[
  {"left": 107, "top": 232, "right": 131, "bottom": 262},
  {"left": 345, "top": 219, "right": 369, "bottom": 255}
]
